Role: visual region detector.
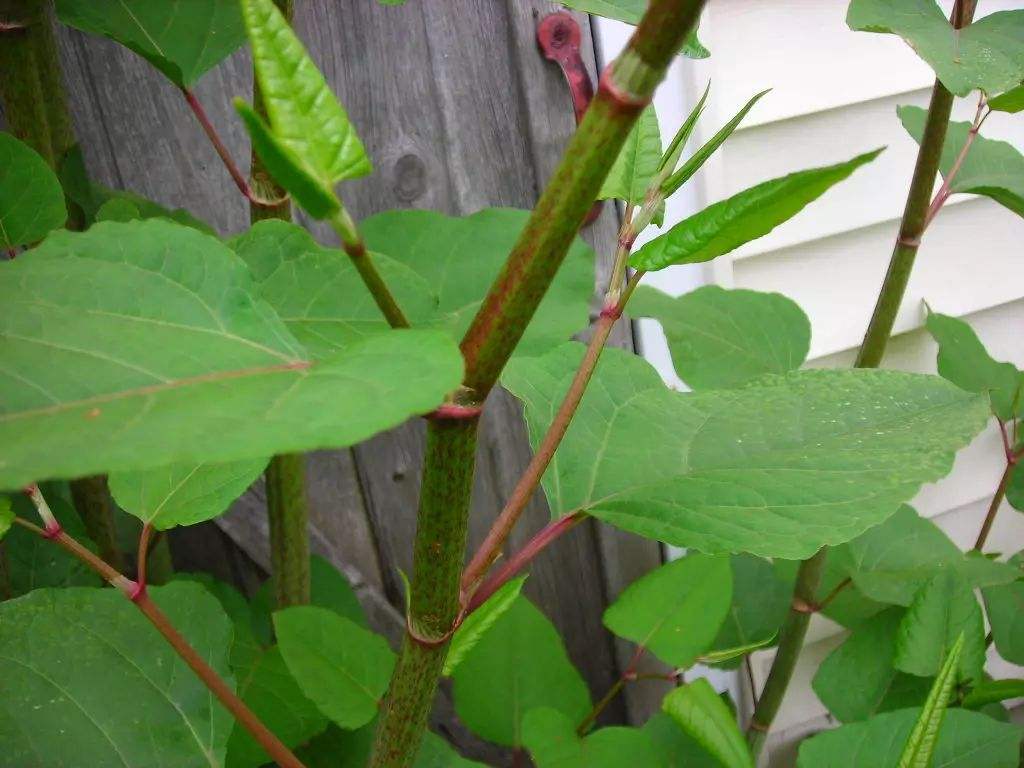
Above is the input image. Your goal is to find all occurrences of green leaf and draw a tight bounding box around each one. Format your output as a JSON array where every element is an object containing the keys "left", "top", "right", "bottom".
[
  {"left": 554, "top": 1, "right": 708, "bottom": 57},
  {"left": 109, "top": 459, "right": 266, "bottom": 530},
  {"left": 963, "top": 679, "right": 1024, "bottom": 710},
  {"left": 661, "top": 89, "right": 770, "bottom": 198},
  {"left": 982, "top": 552, "right": 1024, "bottom": 664},
  {"left": 662, "top": 679, "right": 754, "bottom": 768},
  {"left": 2, "top": 493, "right": 102, "bottom": 596},
  {"left": 503, "top": 344, "right": 988, "bottom": 559},
  {"left": 848, "top": 0, "right": 1024, "bottom": 97},
  {"left": 0, "top": 219, "right": 464, "bottom": 489},
  {"left": 598, "top": 105, "right": 663, "bottom": 207},
  {"left": 297, "top": 723, "right": 485, "bottom": 768},
  {"left": 1008, "top": 463, "right": 1024, "bottom": 512},
  {"left": 238, "top": 0, "right": 370, "bottom": 211},
  {"left": 642, "top": 712, "right": 719, "bottom": 767},
  {"left": 172, "top": 572, "right": 263, "bottom": 673},
  {"left": 452, "top": 596, "right": 591, "bottom": 747},
  {"left": 54, "top": 0, "right": 245, "bottom": 87},
  {"left": 230, "top": 219, "right": 437, "bottom": 356},
  {"left": 631, "top": 149, "right": 883, "bottom": 271},
  {"left": 604, "top": 553, "right": 731, "bottom": 668},
  {"left": 897, "top": 633, "right": 964, "bottom": 768},
  {"left": 631, "top": 285, "right": 810, "bottom": 390},
  {"left": 895, "top": 572, "right": 986, "bottom": 684},
  {"left": 989, "top": 84, "right": 1024, "bottom": 113},
  {"left": 829, "top": 505, "right": 1019, "bottom": 606},
  {"left": 660, "top": 81, "right": 710, "bottom": 178},
  {"left": 0, "top": 133, "right": 66, "bottom": 248},
  {"left": 362, "top": 208, "right": 595, "bottom": 357},
  {"left": 273, "top": 606, "right": 394, "bottom": 729},
  {"left": 522, "top": 708, "right": 662, "bottom": 768},
  {"left": 797, "top": 707, "right": 1023, "bottom": 768},
  {"left": 900, "top": 104, "right": 1024, "bottom": 219},
  {"left": 444, "top": 575, "right": 527, "bottom": 676},
  {"left": 250, "top": 555, "right": 367, "bottom": 646},
  {"left": 708, "top": 555, "right": 791, "bottom": 664},
  {"left": 0, "top": 583, "right": 234, "bottom": 767},
  {"left": 0, "top": 496, "right": 11, "bottom": 541},
  {"left": 226, "top": 646, "right": 328, "bottom": 768},
  {"left": 813, "top": 608, "right": 916, "bottom": 723},
  {"left": 925, "top": 311, "right": 1023, "bottom": 420}
]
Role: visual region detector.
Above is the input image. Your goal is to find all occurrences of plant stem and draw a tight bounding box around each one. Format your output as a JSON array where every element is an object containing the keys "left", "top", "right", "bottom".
[
  {"left": 328, "top": 208, "right": 411, "bottom": 329},
  {"left": 68, "top": 475, "right": 122, "bottom": 568},
  {"left": 748, "top": 5, "right": 977, "bottom": 754},
  {"left": 577, "top": 645, "right": 646, "bottom": 735},
  {"left": 372, "top": 6, "right": 704, "bottom": 763},
  {"left": 13, "top": 515, "right": 307, "bottom": 768},
  {"left": 746, "top": 548, "right": 827, "bottom": 755},
  {"left": 922, "top": 92, "right": 987, "bottom": 229},
  {"left": 974, "top": 461, "right": 1014, "bottom": 552},
  {"left": 265, "top": 453, "right": 311, "bottom": 606},
  {"left": 816, "top": 576, "right": 852, "bottom": 612}
]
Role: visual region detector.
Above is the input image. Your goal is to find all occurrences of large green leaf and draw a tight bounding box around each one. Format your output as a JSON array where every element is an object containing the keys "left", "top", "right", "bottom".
[
  {"left": 797, "top": 707, "right": 1022, "bottom": 768},
  {"left": 444, "top": 575, "right": 526, "bottom": 677},
  {"left": 54, "top": 0, "right": 245, "bottom": 87},
  {"left": 707, "top": 555, "right": 791, "bottom": 664},
  {"left": 522, "top": 708, "right": 661, "bottom": 768},
  {"left": 989, "top": 84, "right": 1024, "bottom": 113},
  {"left": 642, "top": 712, "right": 718, "bottom": 767},
  {"left": 226, "top": 646, "right": 328, "bottom": 768},
  {"left": 0, "top": 583, "right": 234, "bottom": 767},
  {"left": 109, "top": 459, "right": 267, "bottom": 530},
  {"left": 1008, "top": 463, "right": 1024, "bottom": 512},
  {"left": 0, "top": 133, "right": 66, "bottom": 249},
  {"left": 899, "top": 634, "right": 964, "bottom": 768},
  {"left": 297, "top": 722, "right": 485, "bottom": 768},
  {"left": 848, "top": 0, "right": 1024, "bottom": 97},
  {"left": 662, "top": 679, "right": 753, "bottom": 768},
  {"left": 925, "top": 311, "right": 1023, "bottom": 420},
  {"left": 173, "top": 572, "right": 263, "bottom": 673},
  {"left": 554, "top": 1, "right": 708, "bottom": 58},
  {"left": 0, "top": 219, "right": 464, "bottom": 489},
  {"left": 2, "top": 493, "right": 102, "bottom": 596},
  {"left": 894, "top": 572, "right": 986, "bottom": 684},
  {"left": 451, "top": 596, "right": 591, "bottom": 747},
  {"left": 273, "top": 606, "right": 394, "bottom": 730},
  {"left": 630, "top": 149, "right": 882, "bottom": 271},
  {"left": 828, "top": 505, "right": 1019, "bottom": 606},
  {"left": 982, "top": 552, "right": 1024, "bottom": 665},
  {"left": 230, "top": 219, "right": 437, "bottom": 356},
  {"left": 631, "top": 285, "right": 810, "bottom": 390},
  {"left": 503, "top": 344, "right": 988, "bottom": 559},
  {"left": 598, "top": 106, "right": 662, "bottom": 207},
  {"left": 813, "top": 608, "right": 918, "bottom": 723},
  {"left": 901, "top": 105, "right": 1024, "bottom": 219},
  {"left": 362, "top": 208, "right": 594, "bottom": 356},
  {"left": 603, "top": 553, "right": 731, "bottom": 668},
  {"left": 238, "top": 0, "right": 370, "bottom": 209}
]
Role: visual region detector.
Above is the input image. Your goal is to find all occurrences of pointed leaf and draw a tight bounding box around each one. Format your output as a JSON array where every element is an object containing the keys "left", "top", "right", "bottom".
[
  {"left": 897, "top": 633, "right": 964, "bottom": 768},
  {"left": 707, "top": 555, "right": 791, "bottom": 665},
  {"left": 0, "top": 583, "right": 234, "bottom": 766},
  {"left": 0, "top": 220, "right": 464, "bottom": 488},
  {"left": 660, "top": 80, "right": 710, "bottom": 177},
  {"left": 661, "top": 89, "right": 770, "bottom": 197},
  {"left": 963, "top": 679, "right": 1024, "bottom": 710},
  {"left": 452, "top": 596, "right": 591, "bottom": 747},
  {"left": 797, "top": 707, "right": 1023, "bottom": 768},
  {"left": 981, "top": 552, "right": 1024, "bottom": 664},
  {"left": 362, "top": 208, "right": 595, "bottom": 357},
  {"left": 599, "top": 105, "right": 663, "bottom": 206},
  {"left": 240, "top": 0, "right": 370, "bottom": 190},
  {"left": 444, "top": 575, "right": 527, "bottom": 676},
  {"left": 631, "top": 285, "right": 810, "bottom": 390},
  {"left": 848, "top": 0, "right": 1024, "bottom": 97},
  {"left": 895, "top": 572, "right": 986, "bottom": 684},
  {"left": 109, "top": 459, "right": 267, "bottom": 530},
  {"left": 503, "top": 344, "right": 988, "bottom": 558},
  {"left": 0, "top": 133, "right": 66, "bottom": 248},
  {"left": 604, "top": 553, "right": 731, "bottom": 668},
  {"left": 989, "top": 84, "right": 1024, "bottom": 113},
  {"left": 662, "top": 679, "right": 754, "bottom": 768},
  {"left": 55, "top": 0, "right": 245, "bottom": 87},
  {"left": 274, "top": 606, "right": 394, "bottom": 730},
  {"left": 901, "top": 105, "right": 1024, "bottom": 219},
  {"left": 554, "top": 1, "right": 708, "bottom": 58},
  {"left": 230, "top": 219, "right": 437, "bottom": 356},
  {"left": 631, "top": 149, "right": 883, "bottom": 271},
  {"left": 522, "top": 708, "right": 661, "bottom": 768}
]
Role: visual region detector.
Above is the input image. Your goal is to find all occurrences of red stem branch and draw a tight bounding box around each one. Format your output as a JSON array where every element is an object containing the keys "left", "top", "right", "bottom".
[{"left": 923, "top": 92, "right": 987, "bottom": 229}]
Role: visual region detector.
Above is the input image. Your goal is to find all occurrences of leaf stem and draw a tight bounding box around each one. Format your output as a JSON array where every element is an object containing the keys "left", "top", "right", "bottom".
[
  {"left": 137, "top": 522, "right": 154, "bottom": 590},
  {"left": 576, "top": 645, "right": 646, "bottom": 735},
  {"left": 973, "top": 460, "right": 1014, "bottom": 552},
  {"left": 13, "top": 509, "right": 308, "bottom": 768},
  {"left": 922, "top": 91, "right": 987, "bottom": 229},
  {"left": 816, "top": 576, "right": 852, "bottom": 612}
]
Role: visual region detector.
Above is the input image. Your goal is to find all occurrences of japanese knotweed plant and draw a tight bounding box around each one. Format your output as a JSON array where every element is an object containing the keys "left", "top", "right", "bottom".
[{"left": 1, "top": 0, "right": 1023, "bottom": 766}]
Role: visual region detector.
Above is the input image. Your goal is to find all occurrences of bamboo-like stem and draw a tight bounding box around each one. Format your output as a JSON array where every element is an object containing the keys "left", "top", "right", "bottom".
[
  {"left": 265, "top": 453, "right": 312, "bottom": 606},
  {"left": 747, "top": 5, "right": 977, "bottom": 754},
  {"left": 370, "top": 4, "right": 705, "bottom": 765},
  {"left": 974, "top": 461, "right": 1014, "bottom": 552},
  {"left": 13, "top": 515, "right": 307, "bottom": 768}
]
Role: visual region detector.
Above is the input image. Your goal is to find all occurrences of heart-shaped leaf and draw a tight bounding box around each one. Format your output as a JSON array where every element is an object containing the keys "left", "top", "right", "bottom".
[{"left": 0, "top": 133, "right": 66, "bottom": 248}]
